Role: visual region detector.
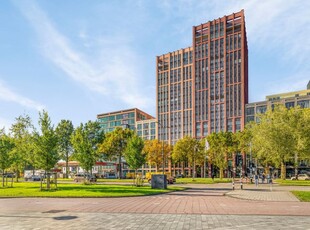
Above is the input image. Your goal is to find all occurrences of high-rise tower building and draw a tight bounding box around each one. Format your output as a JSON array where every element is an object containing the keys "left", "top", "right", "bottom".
[
  {"left": 157, "top": 47, "right": 193, "bottom": 145},
  {"left": 156, "top": 10, "right": 248, "bottom": 144},
  {"left": 193, "top": 10, "right": 248, "bottom": 137}
]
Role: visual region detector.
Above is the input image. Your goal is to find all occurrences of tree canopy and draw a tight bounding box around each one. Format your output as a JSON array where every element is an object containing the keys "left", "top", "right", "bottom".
[
  {"left": 99, "top": 127, "right": 133, "bottom": 179},
  {"left": 71, "top": 121, "right": 104, "bottom": 174},
  {"left": 56, "top": 119, "right": 74, "bottom": 178}
]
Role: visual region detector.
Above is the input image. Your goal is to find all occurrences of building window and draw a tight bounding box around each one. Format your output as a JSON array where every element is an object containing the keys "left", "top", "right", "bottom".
[
  {"left": 256, "top": 106, "right": 267, "bottom": 114},
  {"left": 285, "top": 102, "right": 295, "bottom": 109},
  {"left": 297, "top": 100, "right": 310, "bottom": 108},
  {"left": 246, "top": 107, "right": 254, "bottom": 115}
]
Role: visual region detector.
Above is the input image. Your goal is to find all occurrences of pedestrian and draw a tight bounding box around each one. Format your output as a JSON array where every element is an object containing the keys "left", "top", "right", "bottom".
[
  {"left": 262, "top": 173, "right": 265, "bottom": 184},
  {"left": 267, "top": 174, "right": 270, "bottom": 184},
  {"left": 211, "top": 173, "right": 215, "bottom": 181},
  {"left": 254, "top": 174, "right": 259, "bottom": 187}
]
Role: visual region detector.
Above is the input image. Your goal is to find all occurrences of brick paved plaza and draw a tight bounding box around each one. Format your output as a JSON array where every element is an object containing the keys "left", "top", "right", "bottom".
[{"left": 0, "top": 183, "right": 310, "bottom": 229}]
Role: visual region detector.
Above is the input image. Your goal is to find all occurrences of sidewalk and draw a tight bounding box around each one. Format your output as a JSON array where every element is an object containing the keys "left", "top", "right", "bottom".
[{"left": 177, "top": 182, "right": 309, "bottom": 202}]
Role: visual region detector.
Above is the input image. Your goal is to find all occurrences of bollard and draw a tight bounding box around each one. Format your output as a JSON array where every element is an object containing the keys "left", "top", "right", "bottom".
[
  {"left": 240, "top": 178, "right": 243, "bottom": 190},
  {"left": 232, "top": 181, "right": 235, "bottom": 190}
]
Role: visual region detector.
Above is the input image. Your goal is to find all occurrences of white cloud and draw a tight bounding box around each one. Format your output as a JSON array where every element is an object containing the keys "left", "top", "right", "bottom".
[
  {"left": 0, "top": 80, "right": 45, "bottom": 111},
  {"left": 163, "top": 0, "right": 310, "bottom": 99},
  {"left": 13, "top": 0, "right": 153, "bottom": 110},
  {"left": 0, "top": 117, "right": 12, "bottom": 132}
]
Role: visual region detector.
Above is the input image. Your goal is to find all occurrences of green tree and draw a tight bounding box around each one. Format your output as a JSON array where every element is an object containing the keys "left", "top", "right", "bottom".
[
  {"left": 235, "top": 129, "right": 252, "bottom": 176},
  {"left": 10, "top": 114, "right": 35, "bottom": 181},
  {"left": 250, "top": 105, "right": 296, "bottom": 179},
  {"left": 33, "top": 111, "right": 59, "bottom": 189},
  {"left": 173, "top": 136, "right": 204, "bottom": 179},
  {"left": 0, "top": 129, "right": 14, "bottom": 187},
  {"left": 288, "top": 107, "right": 310, "bottom": 175},
  {"left": 55, "top": 120, "right": 74, "bottom": 178},
  {"left": 71, "top": 121, "right": 104, "bottom": 176},
  {"left": 207, "top": 132, "right": 233, "bottom": 179},
  {"left": 124, "top": 134, "right": 146, "bottom": 184},
  {"left": 99, "top": 127, "right": 133, "bottom": 179},
  {"left": 143, "top": 139, "right": 171, "bottom": 172}
]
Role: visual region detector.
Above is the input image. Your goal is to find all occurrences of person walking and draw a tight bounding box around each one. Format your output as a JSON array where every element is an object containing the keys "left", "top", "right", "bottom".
[
  {"left": 254, "top": 174, "right": 259, "bottom": 187},
  {"left": 262, "top": 173, "right": 265, "bottom": 184}
]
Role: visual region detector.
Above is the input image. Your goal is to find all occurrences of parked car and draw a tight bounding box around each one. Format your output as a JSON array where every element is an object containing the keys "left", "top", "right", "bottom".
[
  {"left": 73, "top": 173, "right": 97, "bottom": 182},
  {"left": 2, "top": 173, "right": 15, "bottom": 178},
  {"left": 25, "top": 175, "right": 42, "bottom": 181},
  {"left": 291, "top": 174, "right": 310, "bottom": 180}
]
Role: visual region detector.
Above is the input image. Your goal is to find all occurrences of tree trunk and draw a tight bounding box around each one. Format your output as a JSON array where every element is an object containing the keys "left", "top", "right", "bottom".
[
  {"left": 232, "top": 153, "right": 236, "bottom": 178},
  {"left": 208, "top": 161, "right": 212, "bottom": 178},
  {"left": 242, "top": 151, "right": 246, "bottom": 176},
  {"left": 192, "top": 161, "right": 196, "bottom": 180},
  {"left": 1, "top": 168, "right": 4, "bottom": 187},
  {"left": 188, "top": 163, "right": 191, "bottom": 177},
  {"left": 224, "top": 153, "right": 228, "bottom": 178},
  {"left": 294, "top": 152, "right": 298, "bottom": 177},
  {"left": 15, "top": 169, "right": 19, "bottom": 183},
  {"left": 219, "top": 167, "right": 224, "bottom": 179},
  {"left": 66, "top": 154, "right": 69, "bottom": 179},
  {"left": 281, "top": 162, "right": 286, "bottom": 180},
  {"left": 118, "top": 154, "right": 122, "bottom": 179},
  {"left": 47, "top": 173, "right": 50, "bottom": 189},
  {"left": 265, "top": 165, "right": 270, "bottom": 175}
]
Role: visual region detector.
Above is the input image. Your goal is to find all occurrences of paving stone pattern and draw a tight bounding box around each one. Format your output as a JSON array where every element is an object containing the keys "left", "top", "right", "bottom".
[
  {"left": 0, "top": 183, "right": 310, "bottom": 229},
  {"left": 0, "top": 212, "right": 310, "bottom": 230}
]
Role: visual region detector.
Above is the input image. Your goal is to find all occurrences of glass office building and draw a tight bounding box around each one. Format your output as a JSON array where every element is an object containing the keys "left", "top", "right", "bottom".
[
  {"left": 136, "top": 119, "right": 157, "bottom": 140},
  {"left": 246, "top": 83, "right": 310, "bottom": 123},
  {"left": 97, "top": 108, "right": 154, "bottom": 134}
]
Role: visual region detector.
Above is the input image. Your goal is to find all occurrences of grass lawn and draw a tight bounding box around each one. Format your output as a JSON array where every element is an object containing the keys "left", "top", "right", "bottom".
[
  {"left": 175, "top": 178, "right": 231, "bottom": 184},
  {"left": 0, "top": 182, "right": 184, "bottom": 198},
  {"left": 291, "top": 191, "right": 310, "bottom": 202},
  {"left": 275, "top": 179, "right": 310, "bottom": 186},
  {"left": 57, "top": 178, "right": 139, "bottom": 183}
]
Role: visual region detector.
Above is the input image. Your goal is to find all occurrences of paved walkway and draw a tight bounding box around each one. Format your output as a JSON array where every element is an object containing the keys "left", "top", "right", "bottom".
[{"left": 0, "top": 183, "right": 310, "bottom": 229}]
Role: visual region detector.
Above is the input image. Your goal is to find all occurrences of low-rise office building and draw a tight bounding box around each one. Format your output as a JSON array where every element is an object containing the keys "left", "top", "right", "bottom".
[
  {"left": 245, "top": 81, "right": 310, "bottom": 176},
  {"left": 136, "top": 118, "right": 157, "bottom": 140},
  {"left": 246, "top": 82, "right": 310, "bottom": 123},
  {"left": 97, "top": 108, "right": 154, "bottom": 133}
]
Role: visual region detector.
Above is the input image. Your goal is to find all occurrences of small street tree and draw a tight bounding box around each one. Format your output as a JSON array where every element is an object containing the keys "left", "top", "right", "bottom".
[
  {"left": 9, "top": 114, "right": 35, "bottom": 182},
  {"left": 250, "top": 105, "right": 296, "bottom": 179},
  {"left": 235, "top": 129, "right": 252, "bottom": 176},
  {"left": 56, "top": 120, "right": 74, "bottom": 178},
  {"left": 99, "top": 127, "right": 133, "bottom": 179},
  {"left": 33, "top": 111, "right": 59, "bottom": 189},
  {"left": 124, "top": 134, "right": 145, "bottom": 185},
  {"left": 207, "top": 132, "right": 226, "bottom": 179},
  {"left": 173, "top": 136, "right": 204, "bottom": 179},
  {"left": 143, "top": 139, "right": 171, "bottom": 172},
  {"left": 71, "top": 121, "right": 104, "bottom": 176},
  {"left": 0, "top": 129, "right": 14, "bottom": 187}
]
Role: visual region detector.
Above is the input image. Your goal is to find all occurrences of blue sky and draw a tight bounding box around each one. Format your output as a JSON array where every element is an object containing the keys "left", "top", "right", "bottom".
[{"left": 1, "top": 0, "right": 309, "bottom": 129}]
